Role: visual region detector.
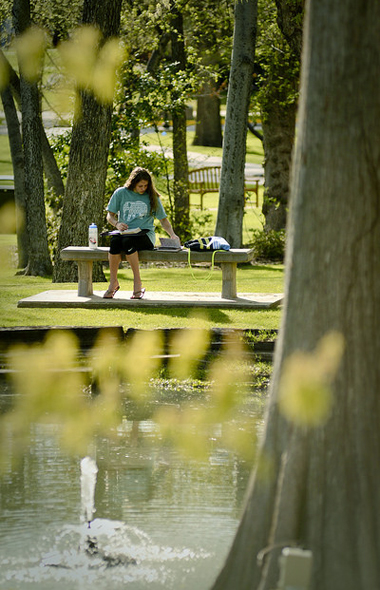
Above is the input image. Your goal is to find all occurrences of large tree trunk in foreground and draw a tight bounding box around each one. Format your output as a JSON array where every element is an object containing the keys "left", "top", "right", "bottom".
[
  {"left": 215, "top": 0, "right": 257, "bottom": 248},
  {"left": 212, "top": 0, "right": 380, "bottom": 589},
  {"left": 53, "top": 0, "right": 122, "bottom": 282}
]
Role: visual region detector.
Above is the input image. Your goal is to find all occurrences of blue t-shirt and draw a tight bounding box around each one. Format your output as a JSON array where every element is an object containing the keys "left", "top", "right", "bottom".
[{"left": 106, "top": 187, "right": 167, "bottom": 245}]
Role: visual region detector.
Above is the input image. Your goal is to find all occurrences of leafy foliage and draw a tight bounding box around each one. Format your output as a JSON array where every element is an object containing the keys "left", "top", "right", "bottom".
[
  {"left": 249, "top": 228, "right": 286, "bottom": 262},
  {"left": 254, "top": 0, "right": 300, "bottom": 120},
  {"left": 0, "top": 1, "right": 14, "bottom": 46},
  {"left": 31, "top": 0, "right": 83, "bottom": 44},
  {"left": 188, "top": 209, "right": 214, "bottom": 238}
]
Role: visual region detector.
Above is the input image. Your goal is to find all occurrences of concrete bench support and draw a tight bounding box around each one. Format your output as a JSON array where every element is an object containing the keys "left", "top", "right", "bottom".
[
  {"left": 220, "top": 262, "right": 237, "bottom": 299},
  {"left": 78, "top": 260, "right": 94, "bottom": 297},
  {"left": 60, "top": 246, "right": 255, "bottom": 300}
]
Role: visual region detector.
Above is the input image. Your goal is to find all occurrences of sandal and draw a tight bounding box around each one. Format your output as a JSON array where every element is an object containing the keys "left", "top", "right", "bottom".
[
  {"left": 130, "top": 287, "right": 146, "bottom": 300},
  {"left": 103, "top": 285, "right": 120, "bottom": 299}
]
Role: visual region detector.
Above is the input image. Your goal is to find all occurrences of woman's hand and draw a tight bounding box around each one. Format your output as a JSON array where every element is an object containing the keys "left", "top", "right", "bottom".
[
  {"left": 160, "top": 217, "right": 180, "bottom": 244},
  {"left": 107, "top": 211, "right": 128, "bottom": 230},
  {"left": 115, "top": 221, "right": 129, "bottom": 231}
]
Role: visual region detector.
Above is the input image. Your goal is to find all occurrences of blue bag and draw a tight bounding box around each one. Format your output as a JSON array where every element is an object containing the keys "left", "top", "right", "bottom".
[{"left": 184, "top": 236, "right": 230, "bottom": 251}]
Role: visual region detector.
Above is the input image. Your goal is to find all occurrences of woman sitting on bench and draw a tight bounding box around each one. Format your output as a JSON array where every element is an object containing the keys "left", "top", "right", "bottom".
[{"left": 104, "top": 167, "right": 179, "bottom": 299}]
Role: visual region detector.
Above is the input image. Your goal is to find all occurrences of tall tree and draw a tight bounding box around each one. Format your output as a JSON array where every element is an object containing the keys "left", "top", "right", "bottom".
[
  {"left": 257, "top": 0, "right": 302, "bottom": 231},
  {"left": 0, "top": 84, "right": 28, "bottom": 268},
  {"left": 190, "top": 0, "right": 233, "bottom": 148},
  {"left": 212, "top": 0, "right": 380, "bottom": 589},
  {"left": 170, "top": 0, "right": 190, "bottom": 239},
  {"left": 53, "top": 0, "right": 122, "bottom": 282},
  {"left": 0, "top": 49, "right": 65, "bottom": 204},
  {"left": 215, "top": 0, "right": 258, "bottom": 248},
  {"left": 13, "top": 0, "right": 52, "bottom": 276}
]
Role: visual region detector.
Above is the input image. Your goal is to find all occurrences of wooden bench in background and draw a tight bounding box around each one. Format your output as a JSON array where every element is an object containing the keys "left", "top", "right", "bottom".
[
  {"left": 188, "top": 166, "right": 261, "bottom": 210},
  {"left": 61, "top": 246, "right": 255, "bottom": 300}
]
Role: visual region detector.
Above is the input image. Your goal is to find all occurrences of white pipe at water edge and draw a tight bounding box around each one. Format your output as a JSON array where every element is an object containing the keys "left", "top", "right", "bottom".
[{"left": 80, "top": 456, "right": 98, "bottom": 527}]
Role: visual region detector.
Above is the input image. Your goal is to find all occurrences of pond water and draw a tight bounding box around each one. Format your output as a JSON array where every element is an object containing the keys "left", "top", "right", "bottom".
[{"left": 0, "top": 383, "right": 266, "bottom": 590}]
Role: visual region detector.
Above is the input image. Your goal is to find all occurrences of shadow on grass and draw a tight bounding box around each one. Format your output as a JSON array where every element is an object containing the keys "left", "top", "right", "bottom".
[
  {"left": 246, "top": 264, "right": 285, "bottom": 272},
  {"left": 127, "top": 306, "right": 232, "bottom": 324}
]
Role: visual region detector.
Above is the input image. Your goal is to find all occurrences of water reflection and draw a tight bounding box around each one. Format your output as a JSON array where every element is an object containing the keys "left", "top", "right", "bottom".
[{"left": 0, "top": 388, "right": 265, "bottom": 590}]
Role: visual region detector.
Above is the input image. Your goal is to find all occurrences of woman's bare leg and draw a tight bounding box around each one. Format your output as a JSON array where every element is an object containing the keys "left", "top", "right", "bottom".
[
  {"left": 126, "top": 251, "right": 142, "bottom": 294},
  {"left": 107, "top": 253, "right": 122, "bottom": 290}
]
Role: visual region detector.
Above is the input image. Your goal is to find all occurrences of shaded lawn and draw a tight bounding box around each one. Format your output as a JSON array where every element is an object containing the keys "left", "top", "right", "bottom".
[{"left": 0, "top": 238, "right": 284, "bottom": 330}]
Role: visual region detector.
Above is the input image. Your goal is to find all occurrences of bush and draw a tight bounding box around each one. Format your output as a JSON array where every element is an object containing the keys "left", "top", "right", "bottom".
[
  {"left": 189, "top": 210, "right": 215, "bottom": 238},
  {"left": 249, "top": 228, "right": 286, "bottom": 262}
]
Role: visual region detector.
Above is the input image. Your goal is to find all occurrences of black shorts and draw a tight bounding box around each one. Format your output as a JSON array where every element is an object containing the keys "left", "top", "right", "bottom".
[{"left": 109, "top": 233, "right": 154, "bottom": 256}]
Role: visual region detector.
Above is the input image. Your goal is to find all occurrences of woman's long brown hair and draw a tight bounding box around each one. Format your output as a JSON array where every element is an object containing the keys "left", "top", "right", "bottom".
[{"left": 124, "top": 167, "right": 159, "bottom": 213}]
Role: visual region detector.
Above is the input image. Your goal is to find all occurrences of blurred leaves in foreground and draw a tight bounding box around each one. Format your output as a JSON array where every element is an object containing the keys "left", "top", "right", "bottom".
[
  {"left": 0, "top": 328, "right": 258, "bottom": 469},
  {"left": 58, "top": 25, "right": 125, "bottom": 105},
  {"left": 14, "top": 26, "right": 47, "bottom": 83},
  {"left": 0, "top": 327, "right": 345, "bottom": 471},
  {"left": 278, "top": 331, "right": 345, "bottom": 427},
  {"left": 0, "top": 24, "right": 125, "bottom": 108}
]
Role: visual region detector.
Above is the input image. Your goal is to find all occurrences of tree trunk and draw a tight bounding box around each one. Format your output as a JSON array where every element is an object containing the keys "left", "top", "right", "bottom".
[
  {"left": 53, "top": 0, "right": 122, "bottom": 283},
  {"left": 19, "top": 76, "right": 53, "bottom": 275},
  {"left": 0, "top": 85, "right": 29, "bottom": 268},
  {"left": 41, "top": 129, "right": 65, "bottom": 200},
  {"left": 211, "top": 0, "right": 380, "bottom": 589},
  {"left": 215, "top": 0, "right": 257, "bottom": 248},
  {"left": 193, "top": 80, "right": 222, "bottom": 148},
  {"left": 258, "top": 0, "right": 302, "bottom": 232},
  {"left": 172, "top": 110, "right": 190, "bottom": 240},
  {"left": 261, "top": 100, "right": 297, "bottom": 231},
  {"left": 170, "top": 2, "right": 190, "bottom": 241},
  {"left": 0, "top": 48, "right": 65, "bottom": 204},
  {"left": 274, "top": 0, "right": 304, "bottom": 55},
  {"left": 13, "top": 0, "right": 52, "bottom": 276}
]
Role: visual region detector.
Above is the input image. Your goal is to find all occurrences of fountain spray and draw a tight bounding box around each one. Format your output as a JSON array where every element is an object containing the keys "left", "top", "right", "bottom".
[{"left": 80, "top": 456, "right": 98, "bottom": 528}]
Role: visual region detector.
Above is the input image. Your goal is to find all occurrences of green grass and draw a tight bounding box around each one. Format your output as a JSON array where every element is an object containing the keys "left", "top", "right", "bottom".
[
  {"left": 142, "top": 128, "right": 264, "bottom": 166},
  {"left": 0, "top": 135, "right": 12, "bottom": 176},
  {"left": 0, "top": 236, "right": 284, "bottom": 331}
]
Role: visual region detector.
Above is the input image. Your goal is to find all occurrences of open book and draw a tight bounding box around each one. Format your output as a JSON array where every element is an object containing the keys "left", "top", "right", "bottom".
[
  {"left": 116, "top": 227, "right": 142, "bottom": 235},
  {"left": 157, "top": 237, "right": 182, "bottom": 251},
  {"left": 102, "top": 227, "right": 148, "bottom": 236}
]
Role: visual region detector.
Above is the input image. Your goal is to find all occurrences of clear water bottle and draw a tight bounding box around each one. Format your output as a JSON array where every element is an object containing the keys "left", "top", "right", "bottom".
[{"left": 88, "top": 223, "right": 98, "bottom": 249}]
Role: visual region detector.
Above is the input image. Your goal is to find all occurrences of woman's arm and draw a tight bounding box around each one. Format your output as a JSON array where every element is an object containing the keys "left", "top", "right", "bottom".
[
  {"left": 106, "top": 211, "right": 128, "bottom": 231},
  {"left": 160, "top": 217, "right": 180, "bottom": 243}
]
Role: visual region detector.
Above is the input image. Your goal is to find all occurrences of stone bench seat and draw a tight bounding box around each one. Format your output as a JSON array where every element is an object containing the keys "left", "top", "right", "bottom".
[{"left": 60, "top": 246, "right": 255, "bottom": 300}]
